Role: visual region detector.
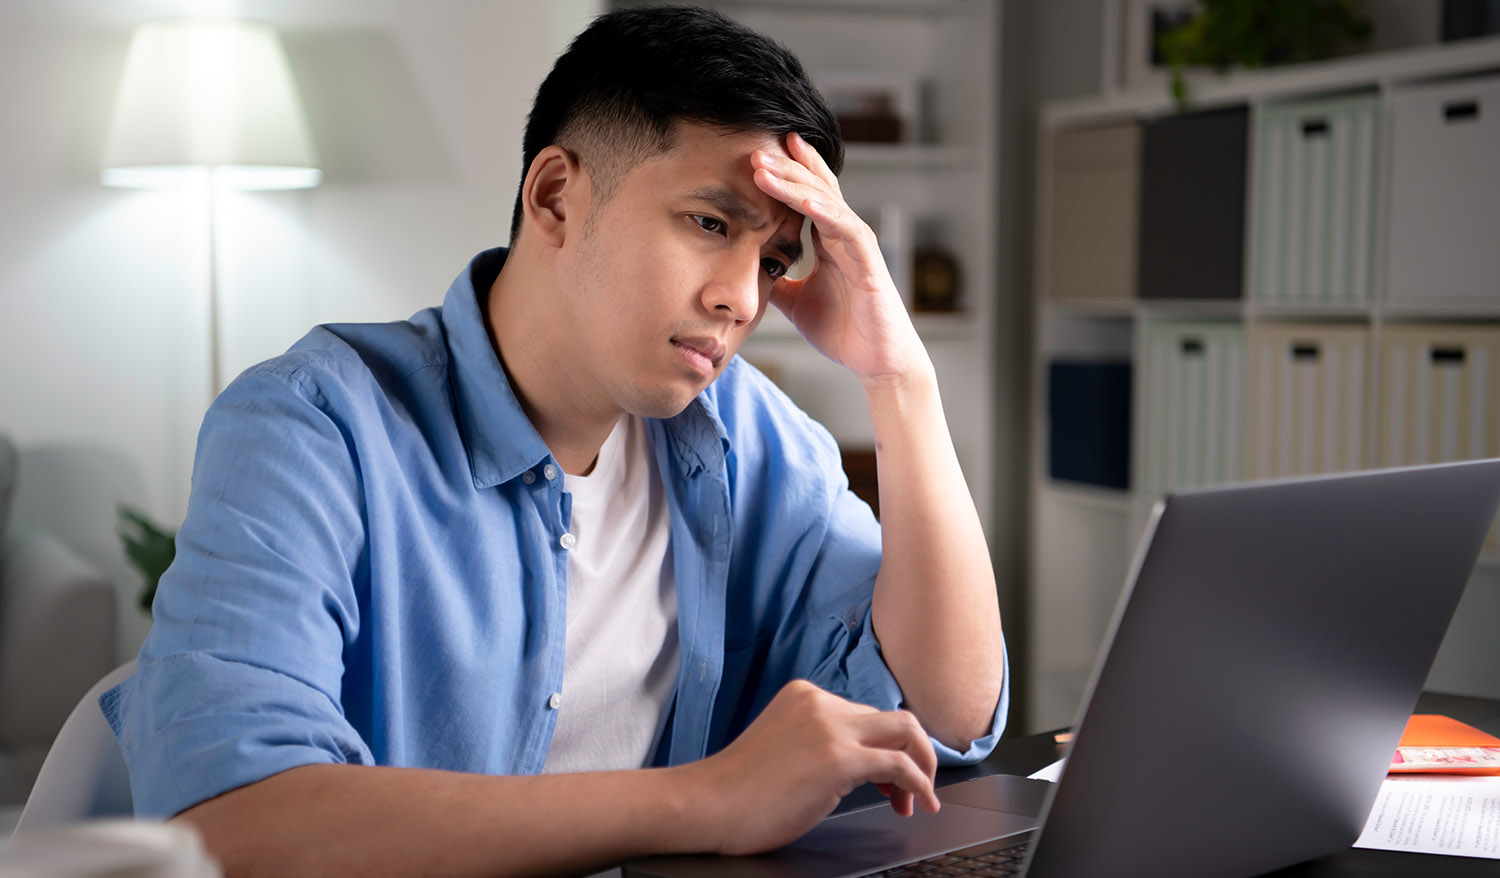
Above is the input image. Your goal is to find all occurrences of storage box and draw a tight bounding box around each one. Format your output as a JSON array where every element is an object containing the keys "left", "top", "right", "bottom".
[
  {"left": 1139, "top": 321, "right": 1246, "bottom": 497},
  {"left": 1046, "top": 123, "right": 1141, "bottom": 301},
  {"left": 1048, "top": 360, "right": 1132, "bottom": 490},
  {"left": 1378, "top": 325, "right": 1500, "bottom": 467},
  {"left": 1379, "top": 325, "right": 1500, "bottom": 547},
  {"left": 1386, "top": 73, "right": 1500, "bottom": 305},
  {"left": 1138, "top": 107, "right": 1250, "bottom": 301},
  {"left": 1251, "top": 93, "right": 1379, "bottom": 307},
  {"left": 1246, "top": 324, "right": 1370, "bottom": 480}
]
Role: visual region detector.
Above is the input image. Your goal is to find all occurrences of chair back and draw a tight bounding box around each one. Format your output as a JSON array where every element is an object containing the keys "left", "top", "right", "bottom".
[{"left": 13, "top": 661, "right": 136, "bottom": 835}]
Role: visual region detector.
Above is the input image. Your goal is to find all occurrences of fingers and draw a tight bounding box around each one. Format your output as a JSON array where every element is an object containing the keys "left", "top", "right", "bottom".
[
  {"left": 749, "top": 149, "right": 851, "bottom": 239},
  {"left": 852, "top": 710, "right": 940, "bottom": 784},
  {"left": 888, "top": 785, "right": 915, "bottom": 818},
  {"left": 860, "top": 748, "right": 941, "bottom": 816},
  {"left": 754, "top": 168, "right": 877, "bottom": 282},
  {"left": 786, "top": 131, "right": 840, "bottom": 192},
  {"left": 751, "top": 167, "right": 840, "bottom": 232},
  {"left": 767, "top": 682, "right": 940, "bottom": 818},
  {"left": 840, "top": 711, "right": 940, "bottom": 817},
  {"left": 752, "top": 140, "right": 835, "bottom": 197}
]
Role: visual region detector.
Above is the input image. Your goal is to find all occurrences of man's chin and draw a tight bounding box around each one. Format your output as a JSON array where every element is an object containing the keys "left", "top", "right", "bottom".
[{"left": 625, "top": 381, "right": 711, "bottom": 420}]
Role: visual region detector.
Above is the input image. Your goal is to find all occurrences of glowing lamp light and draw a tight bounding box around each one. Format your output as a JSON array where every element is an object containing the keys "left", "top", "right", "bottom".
[{"left": 101, "top": 19, "right": 320, "bottom": 191}]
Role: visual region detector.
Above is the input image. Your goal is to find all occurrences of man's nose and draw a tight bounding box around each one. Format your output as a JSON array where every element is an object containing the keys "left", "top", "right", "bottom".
[{"left": 702, "top": 258, "right": 762, "bottom": 325}]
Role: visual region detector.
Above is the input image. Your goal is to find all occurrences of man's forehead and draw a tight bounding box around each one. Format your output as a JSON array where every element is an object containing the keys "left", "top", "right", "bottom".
[
  {"left": 633, "top": 122, "right": 802, "bottom": 227},
  {"left": 653, "top": 122, "right": 791, "bottom": 178}
]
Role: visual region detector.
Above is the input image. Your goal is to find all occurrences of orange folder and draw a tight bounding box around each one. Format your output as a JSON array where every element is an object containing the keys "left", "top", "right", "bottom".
[{"left": 1390, "top": 714, "right": 1500, "bottom": 775}]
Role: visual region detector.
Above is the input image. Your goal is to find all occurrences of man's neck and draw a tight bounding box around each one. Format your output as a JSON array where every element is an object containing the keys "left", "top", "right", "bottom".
[{"left": 486, "top": 243, "right": 617, "bottom": 476}]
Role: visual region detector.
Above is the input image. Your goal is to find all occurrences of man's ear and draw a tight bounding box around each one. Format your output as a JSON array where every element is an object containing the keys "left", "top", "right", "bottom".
[{"left": 521, "top": 145, "right": 582, "bottom": 249}]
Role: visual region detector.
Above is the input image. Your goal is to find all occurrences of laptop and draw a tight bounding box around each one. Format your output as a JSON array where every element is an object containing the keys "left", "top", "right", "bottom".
[{"left": 624, "top": 459, "right": 1500, "bottom": 878}]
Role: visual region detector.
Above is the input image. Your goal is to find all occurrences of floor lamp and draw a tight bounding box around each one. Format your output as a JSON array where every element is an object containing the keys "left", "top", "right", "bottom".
[{"left": 100, "top": 19, "right": 321, "bottom": 402}]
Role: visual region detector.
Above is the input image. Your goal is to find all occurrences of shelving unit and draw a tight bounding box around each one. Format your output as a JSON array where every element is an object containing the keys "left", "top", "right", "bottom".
[
  {"left": 1029, "top": 35, "right": 1500, "bottom": 731},
  {"left": 616, "top": 0, "right": 1002, "bottom": 538}
]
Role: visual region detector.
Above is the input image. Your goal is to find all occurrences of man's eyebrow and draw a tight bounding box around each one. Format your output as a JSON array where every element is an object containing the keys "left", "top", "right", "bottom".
[{"left": 685, "top": 185, "right": 803, "bottom": 266}]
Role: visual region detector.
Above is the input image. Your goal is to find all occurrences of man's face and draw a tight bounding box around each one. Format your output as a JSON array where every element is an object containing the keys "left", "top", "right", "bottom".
[{"left": 555, "top": 122, "right": 805, "bottom": 419}]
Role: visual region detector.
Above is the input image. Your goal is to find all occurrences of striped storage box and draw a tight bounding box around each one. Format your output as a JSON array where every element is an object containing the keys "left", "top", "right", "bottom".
[
  {"left": 1378, "top": 325, "right": 1500, "bottom": 547},
  {"left": 1251, "top": 93, "right": 1379, "bottom": 307},
  {"left": 1246, "top": 324, "right": 1370, "bottom": 480},
  {"left": 1386, "top": 73, "right": 1500, "bottom": 305},
  {"left": 1139, "top": 321, "right": 1246, "bottom": 498}
]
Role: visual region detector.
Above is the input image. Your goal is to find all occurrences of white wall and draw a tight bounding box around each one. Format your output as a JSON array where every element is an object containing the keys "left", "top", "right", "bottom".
[{"left": 0, "top": 0, "right": 602, "bottom": 661}]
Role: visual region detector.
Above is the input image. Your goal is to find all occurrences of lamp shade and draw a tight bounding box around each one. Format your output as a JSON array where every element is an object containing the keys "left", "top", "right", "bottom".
[{"left": 101, "top": 19, "right": 320, "bottom": 190}]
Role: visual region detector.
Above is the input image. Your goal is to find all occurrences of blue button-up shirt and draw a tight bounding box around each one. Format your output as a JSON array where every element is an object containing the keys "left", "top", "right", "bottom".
[{"left": 103, "top": 248, "right": 1008, "bottom": 818}]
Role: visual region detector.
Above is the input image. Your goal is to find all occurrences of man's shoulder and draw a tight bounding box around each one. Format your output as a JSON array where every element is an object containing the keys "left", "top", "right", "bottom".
[{"left": 234, "top": 307, "right": 449, "bottom": 406}]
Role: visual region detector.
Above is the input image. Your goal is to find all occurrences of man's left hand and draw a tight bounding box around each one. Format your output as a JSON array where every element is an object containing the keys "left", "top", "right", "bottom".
[{"left": 751, "top": 133, "right": 930, "bottom": 388}]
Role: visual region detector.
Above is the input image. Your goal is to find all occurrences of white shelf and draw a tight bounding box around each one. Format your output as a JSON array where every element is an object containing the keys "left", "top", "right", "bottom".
[
  {"left": 1046, "top": 34, "right": 1500, "bottom": 128},
  {"left": 1042, "top": 480, "right": 1134, "bottom": 514},
  {"left": 1043, "top": 297, "right": 1500, "bottom": 323},
  {"left": 1135, "top": 299, "right": 1246, "bottom": 319},
  {"left": 1377, "top": 301, "right": 1500, "bottom": 321},
  {"left": 843, "top": 144, "right": 976, "bottom": 171},
  {"left": 1247, "top": 304, "right": 1373, "bottom": 321},
  {"left": 712, "top": 0, "right": 964, "bottom": 15},
  {"left": 910, "top": 311, "right": 978, "bottom": 339},
  {"left": 1044, "top": 297, "right": 1136, "bottom": 316}
]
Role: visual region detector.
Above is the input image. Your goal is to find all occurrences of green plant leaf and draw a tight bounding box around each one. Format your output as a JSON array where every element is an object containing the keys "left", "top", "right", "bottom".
[
  {"left": 117, "top": 505, "right": 176, "bottom": 613},
  {"left": 1157, "top": 0, "right": 1373, "bottom": 110}
]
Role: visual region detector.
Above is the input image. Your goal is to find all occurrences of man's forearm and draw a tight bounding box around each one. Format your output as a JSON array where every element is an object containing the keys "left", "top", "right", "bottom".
[
  {"left": 173, "top": 679, "right": 948, "bottom": 875},
  {"left": 176, "top": 762, "right": 706, "bottom": 877},
  {"left": 865, "top": 366, "right": 1005, "bottom": 752}
]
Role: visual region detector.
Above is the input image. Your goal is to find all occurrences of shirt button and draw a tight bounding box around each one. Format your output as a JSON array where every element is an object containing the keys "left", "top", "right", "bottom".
[
  {"left": 548, "top": 693, "right": 562, "bottom": 710},
  {"left": 559, "top": 533, "right": 577, "bottom": 550},
  {"left": 521, "top": 471, "right": 536, "bottom": 485},
  {"left": 543, "top": 464, "right": 558, "bottom": 480}
]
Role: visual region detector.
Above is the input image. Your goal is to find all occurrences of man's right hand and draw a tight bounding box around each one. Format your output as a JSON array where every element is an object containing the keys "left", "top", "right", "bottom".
[{"left": 677, "top": 679, "right": 941, "bottom": 856}]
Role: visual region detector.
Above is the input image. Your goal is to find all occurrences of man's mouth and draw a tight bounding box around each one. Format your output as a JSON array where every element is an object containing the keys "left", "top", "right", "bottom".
[{"left": 671, "top": 336, "right": 726, "bottom": 373}]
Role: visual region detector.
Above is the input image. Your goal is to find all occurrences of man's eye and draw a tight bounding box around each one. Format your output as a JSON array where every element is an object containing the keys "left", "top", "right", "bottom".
[
  {"left": 693, "top": 215, "right": 727, "bottom": 236},
  {"left": 762, "top": 258, "right": 788, "bottom": 280}
]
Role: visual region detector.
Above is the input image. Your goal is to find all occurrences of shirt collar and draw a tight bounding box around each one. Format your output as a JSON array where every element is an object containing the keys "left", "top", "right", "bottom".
[
  {"left": 442, "top": 248, "right": 732, "bottom": 488},
  {"left": 441, "top": 248, "right": 552, "bottom": 489},
  {"left": 659, "top": 391, "right": 730, "bottom": 478}
]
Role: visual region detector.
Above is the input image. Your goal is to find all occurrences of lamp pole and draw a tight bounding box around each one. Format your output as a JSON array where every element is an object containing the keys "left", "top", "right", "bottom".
[
  {"left": 205, "top": 179, "right": 222, "bottom": 400},
  {"left": 100, "top": 18, "right": 322, "bottom": 406}
]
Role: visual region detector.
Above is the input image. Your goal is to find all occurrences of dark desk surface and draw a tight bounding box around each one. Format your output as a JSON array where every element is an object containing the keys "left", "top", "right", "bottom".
[{"left": 839, "top": 691, "right": 1500, "bottom": 876}]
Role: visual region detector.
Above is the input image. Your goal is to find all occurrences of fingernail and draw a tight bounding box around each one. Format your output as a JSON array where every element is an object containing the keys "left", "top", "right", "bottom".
[{"left": 760, "top": 151, "right": 777, "bottom": 166}]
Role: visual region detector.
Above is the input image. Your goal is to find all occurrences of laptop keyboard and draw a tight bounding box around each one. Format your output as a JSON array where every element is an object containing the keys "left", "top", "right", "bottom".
[{"left": 870, "top": 836, "right": 1031, "bottom": 876}]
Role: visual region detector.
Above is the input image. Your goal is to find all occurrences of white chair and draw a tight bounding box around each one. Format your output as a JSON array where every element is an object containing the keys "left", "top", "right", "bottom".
[{"left": 13, "top": 661, "right": 136, "bottom": 836}]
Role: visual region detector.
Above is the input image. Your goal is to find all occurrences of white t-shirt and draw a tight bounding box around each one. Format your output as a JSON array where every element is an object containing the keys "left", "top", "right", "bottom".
[{"left": 541, "top": 415, "right": 679, "bottom": 774}]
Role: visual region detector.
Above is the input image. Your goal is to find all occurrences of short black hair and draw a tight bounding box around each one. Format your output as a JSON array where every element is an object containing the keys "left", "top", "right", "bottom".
[{"left": 509, "top": 4, "right": 843, "bottom": 245}]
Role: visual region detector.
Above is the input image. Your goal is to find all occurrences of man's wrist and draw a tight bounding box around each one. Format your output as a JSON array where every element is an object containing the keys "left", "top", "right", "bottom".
[
  {"left": 650, "top": 762, "right": 725, "bottom": 856},
  {"left": 861, "top": 359, "right": 940, "bottom": 413}
]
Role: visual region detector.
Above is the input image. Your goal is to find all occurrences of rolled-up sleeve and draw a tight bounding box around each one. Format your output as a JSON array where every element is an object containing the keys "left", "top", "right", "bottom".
[
  {"left": 798, "top": 486, "right": 1011, "bottom": 767},
  {"left": 101, "top": 364, "right": 374, "bottom": 818}
]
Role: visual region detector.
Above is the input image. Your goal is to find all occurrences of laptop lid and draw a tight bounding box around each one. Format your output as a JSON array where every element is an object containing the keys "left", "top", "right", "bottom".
[
  {"left": 1023, "top": 459, "right": 1500, "bottom": 877},
  {"left": 626, "top": 460, "right": 1500, "bottom": 878}
]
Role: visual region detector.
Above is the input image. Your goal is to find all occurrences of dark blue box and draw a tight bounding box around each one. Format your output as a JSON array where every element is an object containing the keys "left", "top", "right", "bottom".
[{"left": 1048, "top": 360, "right": 1132, "bottom": 490}]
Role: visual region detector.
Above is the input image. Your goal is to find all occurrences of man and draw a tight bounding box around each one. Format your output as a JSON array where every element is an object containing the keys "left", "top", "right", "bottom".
[{"left": 104, "top": 6, "right": 1008, "bottom": 875}]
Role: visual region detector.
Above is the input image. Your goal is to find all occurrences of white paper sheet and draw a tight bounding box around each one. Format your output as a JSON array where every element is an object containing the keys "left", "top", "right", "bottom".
[
  {"left": 1354, "top": 775, "right": 1500, "bottom": 859},
  {"left": 1028, "top": 758, "right": 1066, "bottom": 783}
]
